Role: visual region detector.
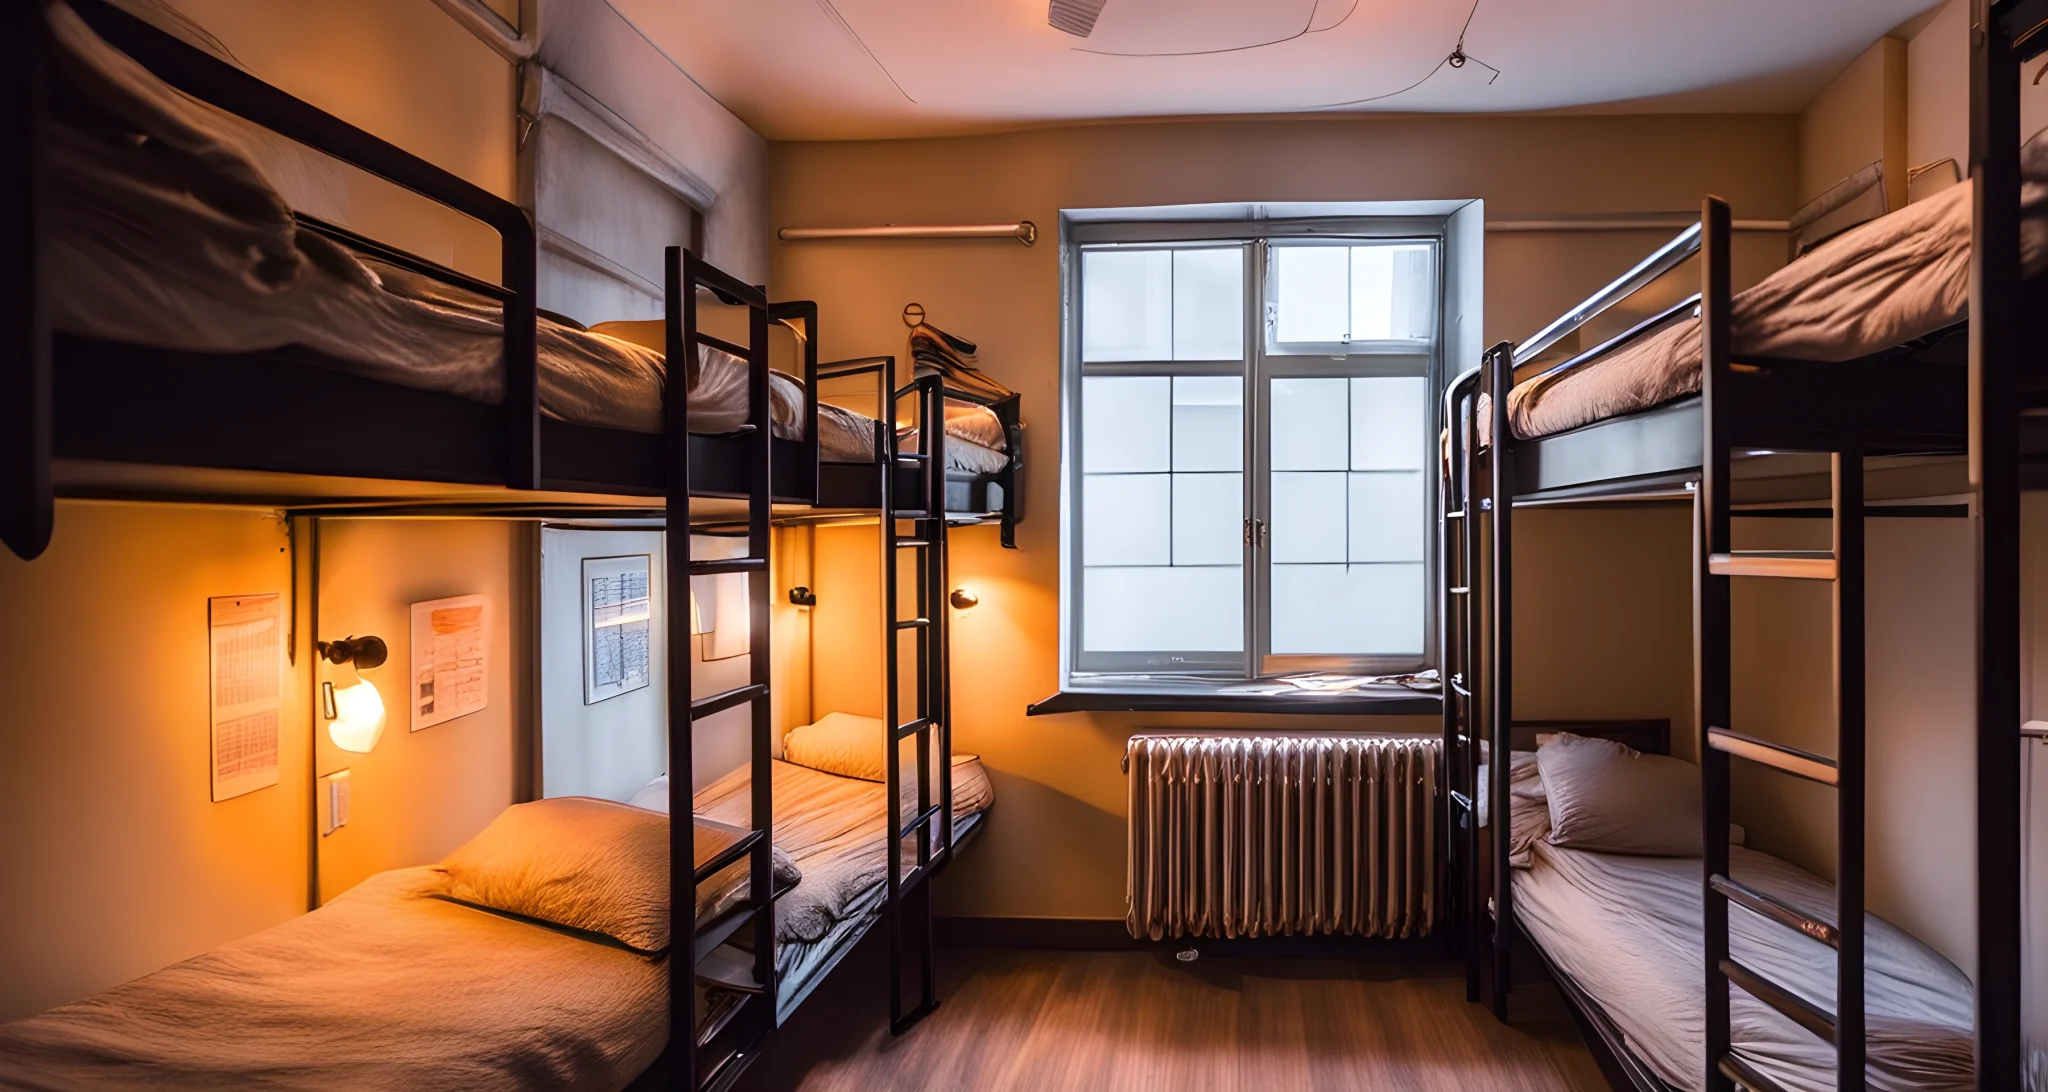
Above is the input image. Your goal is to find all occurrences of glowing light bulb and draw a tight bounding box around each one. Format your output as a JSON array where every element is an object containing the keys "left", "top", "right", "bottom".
[{"left": 329, "top": 677, "right": 386, "bottom": 753}]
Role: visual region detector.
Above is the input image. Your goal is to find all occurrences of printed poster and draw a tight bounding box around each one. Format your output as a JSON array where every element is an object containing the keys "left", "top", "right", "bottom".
[
  {"left": 584, "top": 555, "right": 653, "bottom": 705},
  {"left": 209, "top": 593, "right": 282, "bottom": 802},
  {"left": 411, "top": 594, "right": 488, "bottom": 732}
]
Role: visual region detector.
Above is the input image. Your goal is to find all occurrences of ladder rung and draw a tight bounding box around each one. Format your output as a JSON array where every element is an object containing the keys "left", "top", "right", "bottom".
[
  {"left": 1721, "top": 958, "right": 1836, "bottom": 1045},
  {"left": 900, "top": 803, "right": 943, "bottom": 838},
  {"left": 692, "top": 829, "right": 765, "bottom": 885},
  {"left": 1446, "top": 510, "right": 1466, "bottom": 519},
  {"left": 690, "top": 557, "right": 766, "bottom": 576},
  {"left": 1710, "top": 874, "right": 1840, "bottom": 948},
  {"left": 1717, "top": 1054, "right": 1796, "bottom": 1092},
  {"left": 1707, "top": 727, "right": 1839, "bottom": 786},
  {"left": 894, "top": 510, "right": 931, "bottom": 520},
  {"left": 895, "top": 717, "right": 932, "bottom": 740},
  {"left": 893, "top": 618, "right": 930, "bottom": 630},
  {"left": 894, "top": 539, "right": 931, "bottom": 549},
  {"left": 692, "top": 683, "right": 768, "bottom": 721},
  {"left": 1449, "top": 586, "right": 1471, "bottom": 595},
  {"left": 1708, "top": 551, "right": 1837, "bottom": 580},
  {"left": 896, "top": 452, "right": 932, "bottom": 461},
  {"left": 692, "top": 332, "right": 751, "bottom": 360}
]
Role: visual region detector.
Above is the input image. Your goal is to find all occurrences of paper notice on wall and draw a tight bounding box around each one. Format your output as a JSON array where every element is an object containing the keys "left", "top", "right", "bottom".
[
  {"left": 411, "top": 594, "right": 489, "bottom": 732},
  {"left": 209, "top": 593, "right": 282, "bottom": 802},
  {"left": 584, "top": 554, "right": 653, "bottom": 705}
]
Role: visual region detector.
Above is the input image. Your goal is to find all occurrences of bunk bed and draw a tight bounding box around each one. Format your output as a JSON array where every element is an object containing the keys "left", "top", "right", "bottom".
[{"left": 1442, "top": 7, "right": 2048, "bottom": 1084}]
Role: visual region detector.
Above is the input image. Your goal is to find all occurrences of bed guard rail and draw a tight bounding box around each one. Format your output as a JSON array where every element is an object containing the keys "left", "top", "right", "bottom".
[
  {"left": 7, "top": 0, "right": 540, "bottom": 561},
  {"left": 1512, "top": 220, "right": 1701, "bottom": 368}
]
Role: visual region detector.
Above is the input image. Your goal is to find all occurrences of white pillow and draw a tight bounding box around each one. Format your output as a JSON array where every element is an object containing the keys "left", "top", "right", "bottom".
[
  {"left": 1536, "top": 732, "right": 1703, "bottom": 857},
  {"left": 783, "top": 712, "right": 888, "bottom": 782}
]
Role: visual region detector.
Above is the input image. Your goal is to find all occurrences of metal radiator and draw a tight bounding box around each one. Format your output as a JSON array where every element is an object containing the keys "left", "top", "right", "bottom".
[{"left": 1124, "top": 734, "right": 1438, "bottom": 941}]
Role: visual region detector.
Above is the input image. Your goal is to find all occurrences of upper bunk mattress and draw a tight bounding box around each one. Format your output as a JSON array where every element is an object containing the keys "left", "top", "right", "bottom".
[
  {"left": 1502, "top": 770, "right": 1973, "bottom": 1092},
  {"left": 42, "top": 1, "right": 1010, "bottom": 471},
  {"left": 0, "top": 866, "right": 667, "bottom": 1092},
  {"left": 1494, "top": 134, "right": 2048, "bottom": 444}
]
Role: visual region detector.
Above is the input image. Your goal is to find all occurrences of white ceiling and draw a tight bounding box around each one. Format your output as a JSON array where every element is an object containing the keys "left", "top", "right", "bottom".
[{"left": 606, "top": 0, "right": 1938, "bottom": 141}]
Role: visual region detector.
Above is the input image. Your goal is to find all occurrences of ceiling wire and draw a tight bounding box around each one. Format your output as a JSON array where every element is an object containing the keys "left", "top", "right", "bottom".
[
  {"left": 814, "top": 0, "right": 917, "bottom": 103},
  {"left": 1311, "top": 0, "right": 1498, "bottom": 109},
  {"left": 1072, "top": 0, "right": 1361, "bottom": 59}
]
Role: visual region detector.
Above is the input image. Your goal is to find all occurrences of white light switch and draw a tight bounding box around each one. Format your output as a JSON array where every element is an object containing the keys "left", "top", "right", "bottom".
[{"left": 322, "top": 770, "right": 351, "bottom": 836}]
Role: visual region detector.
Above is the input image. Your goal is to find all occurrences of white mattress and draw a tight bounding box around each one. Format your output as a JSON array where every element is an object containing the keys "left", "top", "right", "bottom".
[
  {"left": 1507, "top": 783, "right": 1974, "bottom": 1092},
  {"left": 0, "top": 867, "right": 667, "bottom": 1092},
  {"left": 44, "top": 2, "right": 1011, "bottom": 470}
]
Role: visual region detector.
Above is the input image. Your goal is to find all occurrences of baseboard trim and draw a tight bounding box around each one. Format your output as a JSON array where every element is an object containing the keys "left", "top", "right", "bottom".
[{"left": 937, "top": 916, "right": 1442, "bottom": 959}]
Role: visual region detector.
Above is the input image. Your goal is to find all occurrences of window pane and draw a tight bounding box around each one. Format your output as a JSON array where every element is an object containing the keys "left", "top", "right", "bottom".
[
  {"left": 1350, "top": 376, "right": 1425, "bottom": 471},
  {"left": 1173, "top": 473, "right": 1241, "bottom": 565},
  {"left": 1350, "top": 244, "right": 1435, "bottom": 341},
  {"left": 1271, "top": 563, "right": 1424, "bottom": 655},
  {"left": 1172, "top": 248, "right": 1243, "bottom": 360},
  {"left": 1083, "top": 250, "right": 1171, "bottom": 361},
  {"left": 1083, "top": 473, "right": 1170, "bottom": 566},
  {"left": 1270, "top": 377, "right": 1347, "bottom": 471},
  {"left": 1173, "top": 376, "right": 1242, "bottom": 471},
  {"left": 1274, "top": 246, "right": 1348, "bottom": 343},
  {"left": 1083, "top": 376, "right": 1170, "bottom": 473},
  {"left": 1083, "top": 566, "right": 1243, "bottom": 652},
  {"left": 1270, "top": 472, "right": 1347, "bottom": 563},
  {"left": 1349, "top": 472, "right": 1423, "bottom": 562}
]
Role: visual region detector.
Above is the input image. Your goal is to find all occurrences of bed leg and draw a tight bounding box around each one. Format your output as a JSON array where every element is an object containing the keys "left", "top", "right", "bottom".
[{"left": 2, "top": 0, "right": 52, "bottom": 561}]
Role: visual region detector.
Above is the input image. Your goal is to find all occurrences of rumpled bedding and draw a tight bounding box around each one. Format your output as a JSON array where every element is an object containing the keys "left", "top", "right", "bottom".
[
  {"left": 1505, "top": 762, "right": 1974, "bottom": 1092},
  {"left": 43, "top": 0, "right": 1010, "bottom": 468},
  {"left": 1491, "top": 129, "right": 2048, "bottom": 443},
  {"left": 632, "top": 756, "right": 994, "bottom": 950},
  {"left": 0, "top": 867, "right": 667, "bottom": 1092}
]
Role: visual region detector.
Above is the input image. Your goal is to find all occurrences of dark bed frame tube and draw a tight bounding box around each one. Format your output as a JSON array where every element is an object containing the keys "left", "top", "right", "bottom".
[
  {"left": 1485, "top": 340, "right": 1514, "bottom": 1021},
  {"left": 6, "top": 0, "right": 540, "bottom": 561},
  {"left": 666, "top": 249, "right": 774, "bottom": 1091},
  {"left": 1972, "top": 2, "right": 2030, "bottom": 1088}
]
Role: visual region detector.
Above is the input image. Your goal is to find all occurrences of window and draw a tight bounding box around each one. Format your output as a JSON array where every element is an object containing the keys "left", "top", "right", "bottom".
[{"left": 1066, "top": 229, "right": 1439, "bottom": 679}]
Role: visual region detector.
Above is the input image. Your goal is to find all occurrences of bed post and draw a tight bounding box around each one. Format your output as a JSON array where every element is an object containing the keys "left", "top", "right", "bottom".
[
  {"left": 500, "top": 207, "right": 538, "bottom": 491},
  {"left": 662, "top": 245, "right": 698, "bottom": 1089},
  {"left": 1968, "top": 2, "right": 2023, "bottom": 1087},
  {"left": 744, "top": 276, "right": 775, "bottom": 1048},
  {"left": 1485, "top": 340, "right": 1514, "bottom": 1021},
  {"left": 2, "top": 0, "right": 52, "bottom": 561},
  {"left": 1696, "top": 195, "right": 1734, "bottom": 1092}
]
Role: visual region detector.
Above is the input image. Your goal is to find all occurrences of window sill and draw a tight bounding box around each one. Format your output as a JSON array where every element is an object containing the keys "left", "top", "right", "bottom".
[{"left": 1026, "top": 682, "right": 1441, "bottom": 717}]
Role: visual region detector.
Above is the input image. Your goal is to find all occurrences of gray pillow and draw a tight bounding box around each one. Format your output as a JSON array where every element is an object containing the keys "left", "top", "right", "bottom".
[{"left": 1536, "top": 732, "right": 1702, "bottom": 856}]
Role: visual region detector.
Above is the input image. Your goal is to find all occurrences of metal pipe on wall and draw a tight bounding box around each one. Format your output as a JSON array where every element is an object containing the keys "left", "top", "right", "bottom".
[
  {"left": 778, "top": 222, "right": 1039, "bottom": 246},
  {"left": 1486, "top": 216, "right": 1789, "bottom": 233}
]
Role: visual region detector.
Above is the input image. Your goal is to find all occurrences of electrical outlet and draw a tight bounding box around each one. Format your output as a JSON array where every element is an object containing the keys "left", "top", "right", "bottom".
[{"left": 322, "top": 770, "right": 351, "bottom": 836}]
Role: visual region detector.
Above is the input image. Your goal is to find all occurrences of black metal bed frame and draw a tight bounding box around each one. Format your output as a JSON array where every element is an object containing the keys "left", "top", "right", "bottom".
[{"left": 1443, "top": 4, "right": 2046, "bottom": 1088}]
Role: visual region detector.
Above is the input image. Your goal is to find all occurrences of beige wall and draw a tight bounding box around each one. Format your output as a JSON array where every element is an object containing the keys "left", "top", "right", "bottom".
[
  {"left": 772, "top": 113, "right": 1798, "bottom": 919},
  {"left": 1904, "top": 0, "right": 2048, "bottom": 199},
  {"left": 0, "top": 503, "right": 310, "bottom": 1022},
  {"left": 1798, "top": 37, "right": 1906, "bottom": 209},
  {"left": 311, "top": 519, "right": 531, "bottom": 903}
]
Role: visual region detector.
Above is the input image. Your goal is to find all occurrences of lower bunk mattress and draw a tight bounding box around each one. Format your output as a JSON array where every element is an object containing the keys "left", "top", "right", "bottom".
[
  {"left": 0, "top": 866, "right": 670, "bottom": 1092},
  {"left": 632, "top": 753, "right": 993, "bottom": 1020},
  {"left": 1509, "top": 795, "right": 1973, "bottom": 1091}
]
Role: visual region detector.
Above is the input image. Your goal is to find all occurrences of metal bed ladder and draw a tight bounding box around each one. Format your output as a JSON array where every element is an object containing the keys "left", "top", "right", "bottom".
[
  {"left": 881, "top": 372, "right": 953, "bottom": 1034},
  {"left": 1691, "top": 199, "right": 1867, "bottom": 1092},
  {"left": 1439, "top": 367, "right": 1483, "bottom": 1002},
  {"left": 666, "top": 247, "right": 777, "bottom": 1092}
]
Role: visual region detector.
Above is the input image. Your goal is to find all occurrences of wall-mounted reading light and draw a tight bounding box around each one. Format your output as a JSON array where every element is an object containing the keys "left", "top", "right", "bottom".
[
  {"left": 949, "top": 587, "right": 979, "bottom": 610},
  {"left": 318, "top": 635, "right": 388, "bottom": 754},
  {"left": 789, "top": 587, "right": 818, "bottom": 608}
]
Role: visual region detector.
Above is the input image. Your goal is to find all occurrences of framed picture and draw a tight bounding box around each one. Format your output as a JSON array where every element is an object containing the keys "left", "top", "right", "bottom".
[
  {"left": 411, "top": 594, "right": 489, "bottom": 731},
  {"left": 584, "top": 555, "right": 653, "bottom": 704}
]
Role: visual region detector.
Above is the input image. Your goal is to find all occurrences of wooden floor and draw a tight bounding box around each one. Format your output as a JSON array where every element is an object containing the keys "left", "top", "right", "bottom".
[{"left": 735, "top": 942, "right": 1610, "bottom": 1092}]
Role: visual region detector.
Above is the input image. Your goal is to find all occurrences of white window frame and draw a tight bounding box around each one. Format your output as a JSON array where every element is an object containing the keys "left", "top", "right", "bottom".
[{"left": 1060, "top": 217, "right": 1446, "bottom": 682}]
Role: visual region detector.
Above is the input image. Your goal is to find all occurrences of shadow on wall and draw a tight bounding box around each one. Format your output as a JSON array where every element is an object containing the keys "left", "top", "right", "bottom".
[{"left": 935, "top": 768, "right": 1126, "bottom": 921}]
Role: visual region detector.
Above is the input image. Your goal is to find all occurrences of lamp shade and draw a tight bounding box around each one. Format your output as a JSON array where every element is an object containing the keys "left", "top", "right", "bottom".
[{"left": 329, "top": 677, "right": 386, "bottom": 753}]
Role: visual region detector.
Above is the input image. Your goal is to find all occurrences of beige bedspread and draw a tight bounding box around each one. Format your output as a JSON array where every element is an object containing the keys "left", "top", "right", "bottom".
[
  {"left": 634, "top": 756, "right": 994, "bottom": 947},
  {"left": 0, "top": 868, "right": 667, "bottom": 1092},
  {"left": 1494, "top": 136, "right": 2048, "bottom": 443}
]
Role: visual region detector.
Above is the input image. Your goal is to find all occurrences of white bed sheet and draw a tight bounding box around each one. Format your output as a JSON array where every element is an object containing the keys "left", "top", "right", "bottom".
[
  {"left": 1513, "top": 830, "right": 1974, "bottom": 1092},
  {"left": 0, "top": 867, "right": 667, "bottom": 1092}
]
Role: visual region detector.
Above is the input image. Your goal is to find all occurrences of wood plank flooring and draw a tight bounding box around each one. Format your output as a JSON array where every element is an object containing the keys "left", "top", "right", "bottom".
[{"left": 735, "top": 942, "right": 1609, "bottom": 1092}]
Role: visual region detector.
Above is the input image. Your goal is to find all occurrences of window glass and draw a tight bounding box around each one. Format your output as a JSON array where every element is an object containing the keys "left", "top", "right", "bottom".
[
  {"left": 1171, "top": 249, "right": 1244, "bottom": 360},
  {"left": 1084, "top": 566, "right": 1243, "bottom": 652},
  {"left": 1082, "top": 376, "right": 1170, "bottom": 473},
  {"left": 1082, "top": 250, "right": 1171, "bottom": 361}
]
